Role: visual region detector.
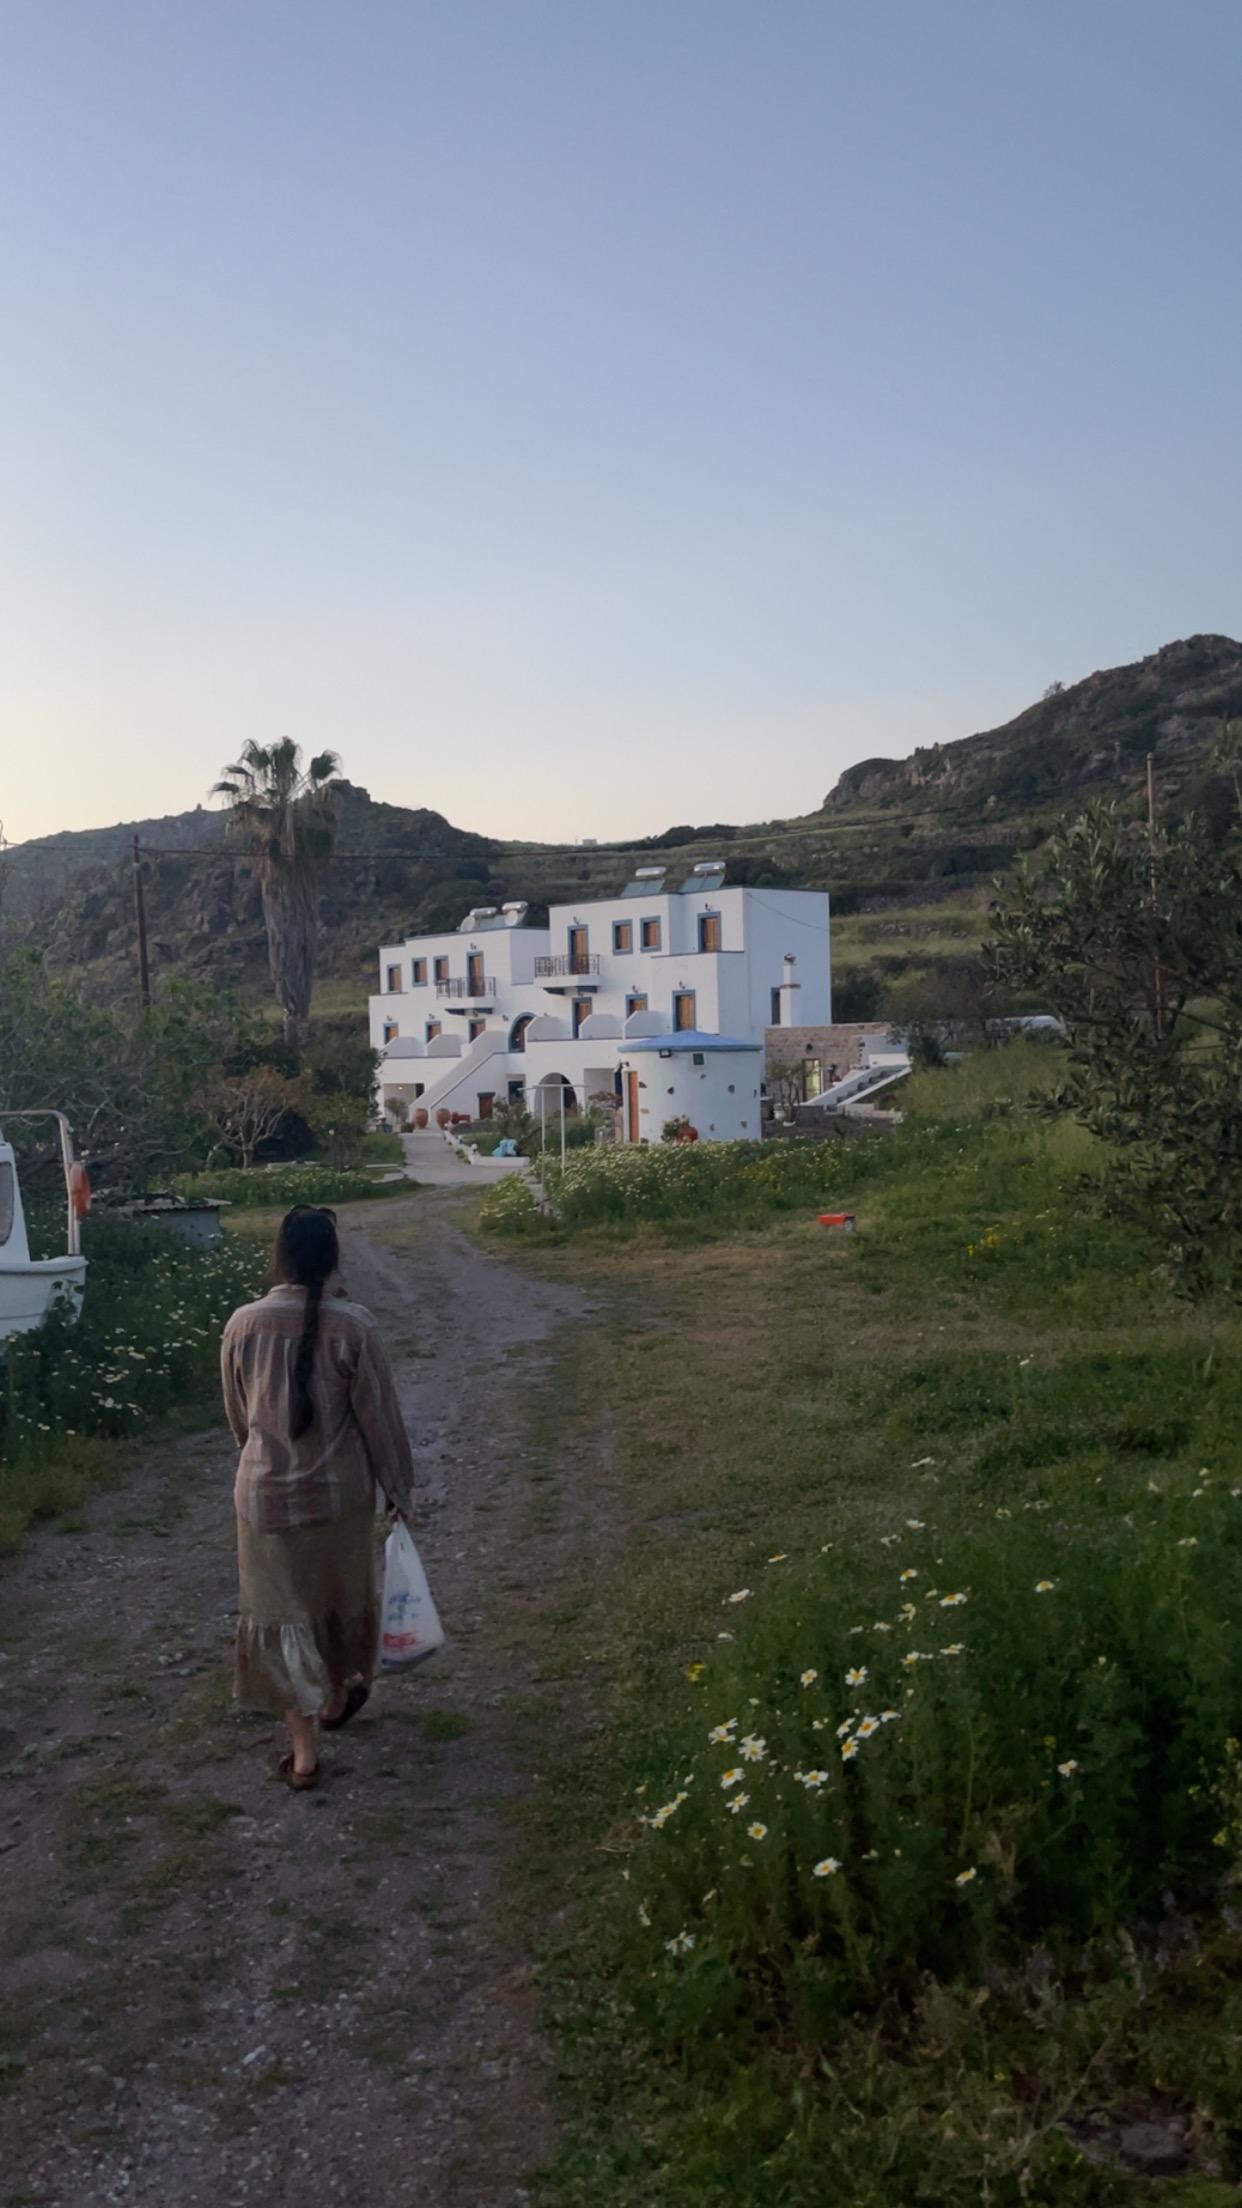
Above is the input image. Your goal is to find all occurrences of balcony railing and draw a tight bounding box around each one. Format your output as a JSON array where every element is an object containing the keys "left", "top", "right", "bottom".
[
  {"left": 535, "top": 954, "right": 601, "bottom": 978},
  {"left": 437, "top": 975, "right": 497, "bottom": 998}
]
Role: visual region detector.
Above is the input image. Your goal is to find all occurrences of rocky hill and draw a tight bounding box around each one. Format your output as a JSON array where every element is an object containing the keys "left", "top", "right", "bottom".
[
  {"left": 825, "top": 634, "right": 1242, "bottom": 818},
  {"left": 6, "top": 635, "right": 1239, "bottom": 1014}
]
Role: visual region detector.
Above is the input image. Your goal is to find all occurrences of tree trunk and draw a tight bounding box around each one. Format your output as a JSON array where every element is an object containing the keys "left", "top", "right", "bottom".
[{"left": 259, "top": 870, "right": 319, "bottom": 1047}]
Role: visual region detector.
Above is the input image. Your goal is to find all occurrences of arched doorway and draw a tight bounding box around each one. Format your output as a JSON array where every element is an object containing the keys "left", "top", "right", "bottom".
[{"left": 509, "top": 1013, "right": 534, "bottom": 1053}]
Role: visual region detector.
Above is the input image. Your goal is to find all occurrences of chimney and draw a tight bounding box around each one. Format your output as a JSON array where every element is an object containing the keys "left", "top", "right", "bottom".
[{"left": 779, "top": 953, "right": 800, "bottom": 1027}]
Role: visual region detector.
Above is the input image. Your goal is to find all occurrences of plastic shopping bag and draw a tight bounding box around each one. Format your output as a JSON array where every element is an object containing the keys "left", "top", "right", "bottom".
[{"left": 379, "top": 1521, "right": 446, "bottom": 1671}]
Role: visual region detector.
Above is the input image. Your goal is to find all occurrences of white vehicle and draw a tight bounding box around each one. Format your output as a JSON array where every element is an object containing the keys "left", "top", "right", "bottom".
[{"left": 0, "top": 1112, "right": 88, "bottom": 1340}]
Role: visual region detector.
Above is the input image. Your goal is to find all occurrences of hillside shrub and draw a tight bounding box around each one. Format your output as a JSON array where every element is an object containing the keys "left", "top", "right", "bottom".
[{"left": 618, "top": 1464, "right": 1242, "bottom": 2060}]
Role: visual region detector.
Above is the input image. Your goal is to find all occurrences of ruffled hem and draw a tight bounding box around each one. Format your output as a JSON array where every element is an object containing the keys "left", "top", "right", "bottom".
[{"left": 234, "top": 1606, "right": 377, "bottom": 1716}]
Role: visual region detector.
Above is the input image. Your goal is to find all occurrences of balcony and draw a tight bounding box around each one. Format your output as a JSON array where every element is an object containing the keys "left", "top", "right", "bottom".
[
  {"left": 437, "top": 975, "right": 497, "bottom": 999},
  {"left": 535, "top": 954, "right": 602, "bottom": 978}
]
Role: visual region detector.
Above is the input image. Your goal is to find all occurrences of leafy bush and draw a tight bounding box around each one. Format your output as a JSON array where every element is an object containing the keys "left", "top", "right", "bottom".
[
  {"left": 619, "top": 1465, "right": 1242, "bottom": 2058},
  {"left": 170, "top": 1162, "right": 378, "bottom": 1209},
  {"left": 477, "top": 1175, "right": 548, "bottom": 1237},
  {"left": 482, "top": 1139, "right": 870, "bottom": 1235},
  {"left": 0, "top": 1216, "right": 265, "bottom": 1544}
]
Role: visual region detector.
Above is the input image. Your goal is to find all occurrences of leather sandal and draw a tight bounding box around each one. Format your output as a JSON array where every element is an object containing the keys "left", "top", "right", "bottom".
[
  {"left": 273, "top": 1751, "right": 320, "bottom": 1790},
  {"left": 320, "top": 1681, "right": 370, "bottom": 1733}
]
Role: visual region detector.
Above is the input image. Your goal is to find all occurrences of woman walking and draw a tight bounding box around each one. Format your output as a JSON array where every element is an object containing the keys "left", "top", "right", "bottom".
[{"left": 221, "top": 1205, "right": 417, "bottom": 1789}]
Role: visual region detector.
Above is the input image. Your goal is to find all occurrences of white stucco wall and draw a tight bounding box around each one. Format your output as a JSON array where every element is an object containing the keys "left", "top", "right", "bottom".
[{"left": 619, "top": 1046, "right": 762, "bottom": 1145}]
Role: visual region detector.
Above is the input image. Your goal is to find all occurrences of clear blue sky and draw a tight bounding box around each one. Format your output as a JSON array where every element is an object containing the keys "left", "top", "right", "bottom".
[{"left": 2, "top": 0, "right": 1239, "bottom": 847}]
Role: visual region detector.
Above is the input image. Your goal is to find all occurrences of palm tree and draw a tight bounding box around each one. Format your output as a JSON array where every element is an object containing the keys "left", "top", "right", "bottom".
[{"left": 212, "top": 739, "right": 342, "bottom": 1045}]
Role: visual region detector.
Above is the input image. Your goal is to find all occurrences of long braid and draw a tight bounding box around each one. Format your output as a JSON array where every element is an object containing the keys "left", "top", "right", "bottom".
[
  {"left": 290, "top": 1273, "right": 324, "bottom": 1439},
  {"left": 273, "top": 1206, "right": 340, "bottom": 1442}
]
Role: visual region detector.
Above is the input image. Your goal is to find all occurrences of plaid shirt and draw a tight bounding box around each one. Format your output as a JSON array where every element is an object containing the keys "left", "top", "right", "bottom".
[{"left": 222, "top": 1283, "right": 417, "bottom": 1532}]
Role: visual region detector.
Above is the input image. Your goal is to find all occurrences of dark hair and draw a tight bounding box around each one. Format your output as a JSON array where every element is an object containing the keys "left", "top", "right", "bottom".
[{"left": 273, "top": 1207, "right": 340, "bottom": 1440}]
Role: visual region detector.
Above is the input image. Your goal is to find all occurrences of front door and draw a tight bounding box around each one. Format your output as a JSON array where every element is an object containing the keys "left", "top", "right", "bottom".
[
  {"left": 626, "top": 1069, "right": 641, "bottom": 1144},
  {"left": 568, "top": 926, "right": 589, "bottom": 973},
  {"left": 478, "top": 1092, "right": 495, "bottom": 1120},
  {"left": 467, "top": 952, "right": 484, "bottom": 995},
  {"left": 572, "top": 996, "right": 593, "bottom": 1037},
  {"left": 674, "top": 991, "right": 696, "bottom": 1031}
]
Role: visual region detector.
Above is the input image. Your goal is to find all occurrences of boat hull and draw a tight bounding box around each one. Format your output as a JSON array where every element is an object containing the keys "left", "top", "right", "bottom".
[{"left": 0, "top": 1257, "right": 88, "bottom": 1338}]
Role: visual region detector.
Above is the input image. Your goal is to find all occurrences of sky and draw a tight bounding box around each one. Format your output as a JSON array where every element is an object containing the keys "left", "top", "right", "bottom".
[{"left": 2, "top": 0, "right": 1240, "bottom": 849}]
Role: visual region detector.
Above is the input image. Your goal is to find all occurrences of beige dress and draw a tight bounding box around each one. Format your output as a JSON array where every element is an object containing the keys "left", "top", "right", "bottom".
[{"left": 221, "top": 1282, "right": 417, "bottom": 1716}]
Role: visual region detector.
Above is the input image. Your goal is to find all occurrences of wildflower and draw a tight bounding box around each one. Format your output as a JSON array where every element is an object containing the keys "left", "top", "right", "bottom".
[
  {"left": 720, "top": 1768, "right": 744, "bottom": 1790},
  {"left": 685, "top": 1662, "right": 705, "bottom": 1682},
  {"left": 873, "top": 1620, "right": 893, "bottom": 1633},
  {"left": 879, "top": 1708, "right": 900, "bottom": 1723},
  {"left": 856, "top": 1716, "right": 880, "bottom": 1739},
  {"left": 767, "top": 1553, "right": 788, "bottom": 1563},
  {"left": 726, "top": 1791, "right": 751, "bottom": 1814},
  {"left": 746, "top": 1822, "right": 768, "bottom": 1841},
  {"left": 708, "top": 1721, "right": 737, "bottom": 1744},
  {"left": 739, "top": 1735, "right": 766, "bottom": 1763},
  {"left": 813, "top": 1857, "right": 841, "bottom": 1878},
  {"left": 800, "top": 1669, "right": 818, "bottom": 1687},
  {"left": 798, "top": 1769, "right": 830, "bottom": 1790},
  {"left": 899, "top": 1569, "right": 919, "bottom": 1583},
  {"left": 845, "top": 1666, "right": 868, "bottom": 1687},
  {"left": 954, "top": 1868, "right": 977, "bottom": 1887},
  {"left": 898, "top": 1603, "right": 917, "bottom": 1622},
  {"left": 940, "top": 1644, "right": 966, "bottom": 1659},
  {"left": 637, "top": 1903, "right": 651, "bottom": 1926},
  {"left": 902, "top": 1651, "right": 925, "bottom": 1668},
  {"left": 1057, "top": 1760, "right": 1080, "bottom": 1777},
  {"left": 1178, "top": 1537, "right": 1199, "bottom": 1549},
  {"left": 911, "top": 1456, "right": 936, "bottom": 1468},
  {"left": 841, "top": 1738, "right": 860, "bottom": 1762},
  {"left": 905, "top": 1518, "right": 925, "bottom": 1530},
  {"left": 1034, "top": 1580, "right": 1055, "bottom": 1594},
  {"left": 836, "top": 1719, "right": 854, "bottom": 1739},
  {"left": 939, "top": 1592, "right": 968, "bottom": 1608},
  {"left": 726, "top": 1588, "right": 752, "bottom": 1605},
  {"left": 665, "top": 1931, "right": 695, "bottom": 1957}
]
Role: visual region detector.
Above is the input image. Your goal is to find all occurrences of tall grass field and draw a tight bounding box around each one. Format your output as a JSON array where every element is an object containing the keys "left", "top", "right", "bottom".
[{"left": 517, "top": 1044, "right": 1242, "bottom": 2207}]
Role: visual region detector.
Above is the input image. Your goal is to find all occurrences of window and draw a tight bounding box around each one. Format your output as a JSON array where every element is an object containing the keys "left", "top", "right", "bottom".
[
  {"left": 508, "top": 1077, "right": 526, "bottom": 1103},
  {"left": 697, "top": 913, "right": 722, "bottom": 953},
  {"left": 641, "top": 916, "right": 661, "bottom": 951},
  {"left": 612, "top": 920, "right": 633, "bottom": 953},
  {"left": 382, "top": 1020, "right": 399, "bottom": 1044},
  {"left": 673, "top": 991, "right": 696, "bottom": 1032},
  {"left": 412, "top": 958, "right": 428, "bottom": 986},
  {"left": 626, "top": 992, "right": 648, "bottom": 1017},
  {"left": 770, "top": 987, "right": 782, "bottom": 1025},
  {"left": 426, "top": 1018, "right": 441, "bottom": 1042},
  {"left": 385, "top": 962, "right": 402, "bottom": 993},
  {"left": 434, "top": 955, "right": 449, "bottom": 984}
]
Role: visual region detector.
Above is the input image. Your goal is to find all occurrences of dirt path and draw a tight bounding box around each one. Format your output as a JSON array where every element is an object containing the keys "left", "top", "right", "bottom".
[{"left": 0, "top": 1195, "right": 595, "bottom": 2208}]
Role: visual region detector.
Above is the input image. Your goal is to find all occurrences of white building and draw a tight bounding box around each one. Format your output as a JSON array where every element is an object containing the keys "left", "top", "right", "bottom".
[{"left": 368, "top": 860, "right": 831, "bottom": 1142}]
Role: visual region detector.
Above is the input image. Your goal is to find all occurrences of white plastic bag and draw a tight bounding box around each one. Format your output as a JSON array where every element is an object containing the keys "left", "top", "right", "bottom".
[{"left": 379, "top": 1521, "right": 445, "bottom": 1671}]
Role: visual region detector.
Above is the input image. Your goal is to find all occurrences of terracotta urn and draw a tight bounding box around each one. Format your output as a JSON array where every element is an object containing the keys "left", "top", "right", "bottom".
[
  {"left": 412, "top": 1107, "right": 429, "bottom": 1130},
  {"left": 435, "top": 1107, "right": 452, "bottom": 1130}
]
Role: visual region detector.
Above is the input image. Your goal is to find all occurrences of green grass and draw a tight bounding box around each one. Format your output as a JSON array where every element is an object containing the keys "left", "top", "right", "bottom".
[{"left": 504, "top": 1049, "right": 1242, "bottom": 2206}]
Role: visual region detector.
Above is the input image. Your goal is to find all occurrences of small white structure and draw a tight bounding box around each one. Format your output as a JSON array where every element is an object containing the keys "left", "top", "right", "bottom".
[
  {"left": 0, "top": 1115, "right": 87, "bottom": 1339},
  {"left": 369, "top": 864, "right": 831, "bottom": 1141},
  {"left": 618, "top": 1033, "right": 762, "bottom": 1145}
]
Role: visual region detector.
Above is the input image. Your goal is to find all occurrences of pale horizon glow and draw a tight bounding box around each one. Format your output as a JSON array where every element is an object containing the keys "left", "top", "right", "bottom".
[{"left": 2, "top": 0, "right": 1240, "bottom": 849}]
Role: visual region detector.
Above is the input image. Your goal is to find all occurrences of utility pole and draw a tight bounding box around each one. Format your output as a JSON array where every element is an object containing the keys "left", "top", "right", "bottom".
[
  {"left": 132, "top": 835, "right": 152, "bottom": 1011},
  {"left": 1146, "top": 753, "right": 1166, "bottom": 1040}
]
